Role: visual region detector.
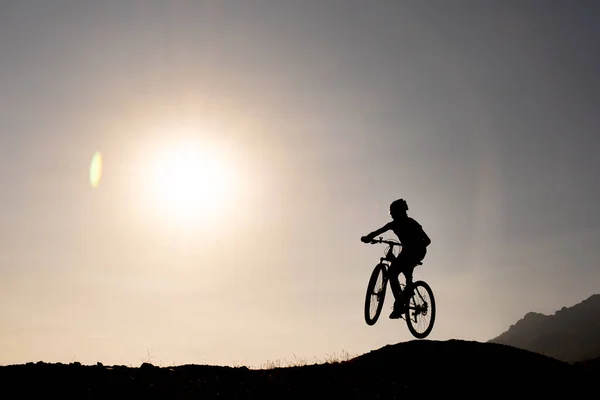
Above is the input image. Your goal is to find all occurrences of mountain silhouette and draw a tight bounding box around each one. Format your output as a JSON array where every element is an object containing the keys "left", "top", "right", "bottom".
[
  {"left": 488, "top": 293, "right": 600, "bottom": 363},
  {"left": 0, "top": 339, "right": 594, "bottom": 398}
]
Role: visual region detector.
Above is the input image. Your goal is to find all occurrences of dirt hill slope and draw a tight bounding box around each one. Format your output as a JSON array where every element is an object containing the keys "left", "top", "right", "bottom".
[{"left": 0, "top": 339, "right": 593, "bottom": 398}]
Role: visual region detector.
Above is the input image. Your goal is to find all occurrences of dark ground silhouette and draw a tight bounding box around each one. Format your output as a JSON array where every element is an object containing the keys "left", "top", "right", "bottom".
[
  {"left": 489, "top": 293, "right": 600, "bottom": 363},
  {"left": 0, "top": 339, "right": 595, "bottom": 398}
]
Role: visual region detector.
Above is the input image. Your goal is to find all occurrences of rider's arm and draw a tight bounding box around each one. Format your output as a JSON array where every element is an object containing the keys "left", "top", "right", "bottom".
[{"left": 362, "top": 222, "right": 393, "bottom": 242}]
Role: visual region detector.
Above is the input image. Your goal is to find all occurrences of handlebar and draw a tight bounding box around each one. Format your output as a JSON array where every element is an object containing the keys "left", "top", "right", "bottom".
[{"left": 369, "top": 237, "right": 401, "bottom": 247}]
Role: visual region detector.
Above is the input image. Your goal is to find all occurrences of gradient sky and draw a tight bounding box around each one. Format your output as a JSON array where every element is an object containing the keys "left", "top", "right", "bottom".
[{"left": 1, "top": 0, "right": 600, "bottom": 367}]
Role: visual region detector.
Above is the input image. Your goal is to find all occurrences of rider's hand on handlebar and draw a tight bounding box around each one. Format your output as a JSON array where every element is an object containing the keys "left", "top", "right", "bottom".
[{"left": 361, "top": 236, "right": 372, "bottom": 243}]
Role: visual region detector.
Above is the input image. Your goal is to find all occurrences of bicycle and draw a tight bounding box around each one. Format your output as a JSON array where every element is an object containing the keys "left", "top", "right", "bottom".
[{"left": 363, "top": 237, "right": 436, "bottom": 339}]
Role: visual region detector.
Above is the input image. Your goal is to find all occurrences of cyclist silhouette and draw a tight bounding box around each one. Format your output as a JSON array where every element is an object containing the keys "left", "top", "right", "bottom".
[{"left": 361, "top": 198, "right": 431, "bottom": 319}]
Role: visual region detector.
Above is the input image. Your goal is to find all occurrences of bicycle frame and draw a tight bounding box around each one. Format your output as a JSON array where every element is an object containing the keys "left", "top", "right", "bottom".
[
  {"left": 371, "top": 237, "right": 400, "bottom": 262},
  {"left": 370, "top": 237, "right": 407, "bottom": 290}
]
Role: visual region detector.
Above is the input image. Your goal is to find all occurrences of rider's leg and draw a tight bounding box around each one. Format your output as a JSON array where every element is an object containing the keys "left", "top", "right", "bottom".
[
  {"left": 389, "top": 246, "right": 425, "bottom": 319},
  {"left": 400, "top": 266, "right": 415, "bottom": 307},
  {"left": 388, "top": 258, "right": 408, "bottom": 319},
  {"left": 400, "top": 247, "right": 426, "bottom": 307},
  {"left": 387, "top": 261, "right": 403, "bottom": 304}
]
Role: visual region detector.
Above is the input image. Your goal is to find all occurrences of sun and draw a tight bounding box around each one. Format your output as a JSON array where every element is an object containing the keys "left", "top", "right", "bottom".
[{"left": 142, "top": 139, "right": 237, "bottom": 225}]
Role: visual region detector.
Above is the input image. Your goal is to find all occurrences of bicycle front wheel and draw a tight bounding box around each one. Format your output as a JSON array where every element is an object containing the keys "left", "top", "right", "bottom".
[
  {"left": 364, "top": 263, "right": 387, "bottom": 326},
  {"left": 405, "top": 280, "right": 436, "bottom": 338}
]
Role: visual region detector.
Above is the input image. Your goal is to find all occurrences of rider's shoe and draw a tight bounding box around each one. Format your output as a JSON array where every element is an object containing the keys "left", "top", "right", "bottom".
[{"left": 389, "top": 303, "right": 407, "bottom": 319}]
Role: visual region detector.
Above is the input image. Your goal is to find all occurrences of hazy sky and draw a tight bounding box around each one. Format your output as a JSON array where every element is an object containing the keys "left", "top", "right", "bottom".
[{"left": 1, "top": 1, "right": 599, "bottom": 367}]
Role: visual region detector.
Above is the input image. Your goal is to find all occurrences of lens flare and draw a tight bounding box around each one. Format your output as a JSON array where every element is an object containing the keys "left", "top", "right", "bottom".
[{"left": 89, "top": 151, "right": 102, "bottom": 188}]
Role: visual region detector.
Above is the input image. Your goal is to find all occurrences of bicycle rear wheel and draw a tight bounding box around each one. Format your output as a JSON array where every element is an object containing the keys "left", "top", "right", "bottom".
[
  {"left": 405, "top": 280, "right": 436, "bottom": 338},
  {"left": 364, "top": 263, "right": 387, "bottom": 326}
]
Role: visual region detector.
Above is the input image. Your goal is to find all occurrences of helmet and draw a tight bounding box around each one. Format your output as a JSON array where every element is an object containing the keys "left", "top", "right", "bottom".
[{"left": 390, "top": 198, "right": 408, "bottom": 214}]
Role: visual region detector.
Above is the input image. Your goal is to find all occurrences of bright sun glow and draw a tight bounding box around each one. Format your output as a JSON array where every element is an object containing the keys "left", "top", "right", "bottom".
[{"left": 142, "top": 139, "right": 237, "bottom": 225}]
